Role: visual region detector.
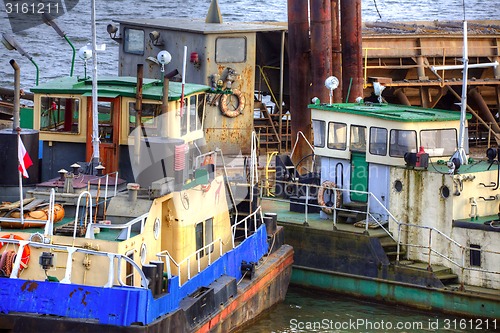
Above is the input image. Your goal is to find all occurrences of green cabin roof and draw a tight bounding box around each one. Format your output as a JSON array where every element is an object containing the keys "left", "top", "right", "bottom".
[
  {"left": 31, "top": 76, "right": 210, "bottom": 101},
  {"left": 309, "top": 102, "right": 472, "bottom": 122}
]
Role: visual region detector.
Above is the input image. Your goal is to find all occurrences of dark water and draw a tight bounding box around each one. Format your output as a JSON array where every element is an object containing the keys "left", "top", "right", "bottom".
[
  {"left": 0, "top": 1, "right": 498, "bottom": 331},
  {"left": 239, "top": 286, "right": 499, "bottom": 333}
]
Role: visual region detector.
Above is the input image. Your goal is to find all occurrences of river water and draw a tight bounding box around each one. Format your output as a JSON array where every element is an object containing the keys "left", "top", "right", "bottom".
[{"left": 1, "top": 1, "right": 498, "bottom": 332}]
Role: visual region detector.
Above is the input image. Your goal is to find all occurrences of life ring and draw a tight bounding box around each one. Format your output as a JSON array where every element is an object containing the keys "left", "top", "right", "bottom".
[
  {"left": 317, "top": 181, "right": 342, "bottom": 215},
  {"left": 0, "top": 234, "right": 30, "bottom": 276},
  {"left": 220, "top": 89, "right": 245, "bottom": 118}
]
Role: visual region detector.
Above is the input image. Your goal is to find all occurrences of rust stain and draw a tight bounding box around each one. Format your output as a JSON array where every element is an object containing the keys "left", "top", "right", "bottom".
[
  {"left": 81, "top": 291, "right": 90, "bottom": 306},
  {"left": 21, "top": 281, "right": 38, "bottom": 292}
]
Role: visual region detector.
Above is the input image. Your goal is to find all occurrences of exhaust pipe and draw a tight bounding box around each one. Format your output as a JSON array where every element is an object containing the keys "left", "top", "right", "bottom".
[{"left": 9, "top": 59, "right": 20, "bottom": 131}]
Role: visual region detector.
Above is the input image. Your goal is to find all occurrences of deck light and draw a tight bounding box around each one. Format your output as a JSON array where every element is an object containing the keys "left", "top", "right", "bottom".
[
  {"left": 1, "top": 33, "right": 39, "bottom": 85},
  {"left": 324, "top": 76, "right": 339, "bottom": 105},
  {"left": 149, "top": 31, "right": 164, "bottom": 46},
  {"left": 157, "top": 50, "right": 172, "bottom": 73},
  {"left": 78, "top": 45, "right": 92, "bottom": 78},
  {"left": 107, "top": 24, "right": 121, "bottom": 41},
  {"left": 42, "top": 12, "right": 77, "bottom": 76}
]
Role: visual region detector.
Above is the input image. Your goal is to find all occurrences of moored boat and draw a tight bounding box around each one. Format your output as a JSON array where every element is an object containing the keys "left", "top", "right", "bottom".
[
  {"left": 263, "top": 93, "right": 499, "bottom": 320},
  {"left": 0, "top": 52, "right": 292, "bottom": 332}
]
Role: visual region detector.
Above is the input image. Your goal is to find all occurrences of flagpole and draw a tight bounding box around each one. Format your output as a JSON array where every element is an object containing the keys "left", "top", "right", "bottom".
[{"left": 16, "top": 127, "right": 25, "bottom": 226}]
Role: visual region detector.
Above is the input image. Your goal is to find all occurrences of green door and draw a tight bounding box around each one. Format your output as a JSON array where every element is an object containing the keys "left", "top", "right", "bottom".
[{"left": 350, "top": 152, "right": 368, "bottom": 202}]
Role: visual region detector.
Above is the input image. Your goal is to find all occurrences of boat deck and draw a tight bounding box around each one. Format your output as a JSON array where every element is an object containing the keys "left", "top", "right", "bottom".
[{"left": 261, "top": 198, "right": 388, "bottom": 237}]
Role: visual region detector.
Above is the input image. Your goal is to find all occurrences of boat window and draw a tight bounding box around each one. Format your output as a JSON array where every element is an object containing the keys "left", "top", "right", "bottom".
[
  {"left": 125, "top": 251, "right": 134, "bottom": 286},
  {"left": 40, "top": 96, "right": 79, "bottom": 133},
  {"left": 204, "top": 218, "right": 214, "bottom": 255},
  {"left": 129, "top": 102, "right": 161, "bottom": 135},
  {"left": 327, "top": 122, "right": 347, "bottom": 150},
  {"left": 97, "top": 101, "right": 114, "bottom": 143},
  {"left": 312, "top": 120, "right": 325, "bottom": 147},
  {"left": 196, "top": 94, "right": 205, "bottom": 130},
  {"left": 470, "top": 244, "right": 481, "bottom": 267},
  {"left": 215, "top": 37, "right": 246, "bottom": 63},
  {"left": 350, "top": 125, "right": 366, "bottom": 152},
  {"left": 189, "top": 95, "right": 199, "bottom": 132},
  {"left": 195, "top": 222, "right": 204, "bottom": 258},
  {"left": 389, "top": 129, "right": 417, "bottom": 157},
  {"left": 123, "top": 28, "right": 144, "bottom": 55},
  {"left": 420, "top": 129, "right": 457, "bottom": 157},
  {"left": 181, "top": 98, "right": 188, "bottom": 136},
  {"left": 369, "top": 127, "right": 387, "bottom": 156}
]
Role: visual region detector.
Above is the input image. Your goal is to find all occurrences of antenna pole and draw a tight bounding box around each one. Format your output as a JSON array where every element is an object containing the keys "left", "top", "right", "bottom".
[{"left": 91, "top": 0, "right": 100, "bottom": 169}]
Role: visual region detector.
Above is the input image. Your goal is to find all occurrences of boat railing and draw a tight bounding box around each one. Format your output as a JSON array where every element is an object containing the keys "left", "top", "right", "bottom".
[
  {"left": 396, "top": 222, "right": 500, "bottom": 288},
  {"left": 156, "top": 238, "right": 224, "bottom": 286},
  {"left": 230, "top": 206, "right": 262, "bottom": 248},
  {"left": 85, "top": 212, "right": 149, "bottom": 240},
  {"left": 261, "top": 178, "right": 500, "bottom": 287},
  {"left": 84, "top": 171, "right": 120, "bottom": 220},
  {"left": 261, "top": 179, "right": 398, "bottom": 241},
  {"left": 2, "top": 237, "right": 148, "bottom": 288}
]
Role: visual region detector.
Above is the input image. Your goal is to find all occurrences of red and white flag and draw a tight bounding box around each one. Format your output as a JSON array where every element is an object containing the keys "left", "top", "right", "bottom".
[{"left": 18, "top": 137, "right": 33, "bottom": 178}]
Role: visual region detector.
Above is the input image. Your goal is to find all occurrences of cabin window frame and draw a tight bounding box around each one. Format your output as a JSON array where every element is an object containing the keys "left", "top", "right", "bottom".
[
  {"left": 179, "top": 93, "right": 206, "bottom": 138},
  {"left": 195, "top": 222, "right": 204, "bottom": 258},
  {"left": 389, "top": 129, "right": 417, "bottom": 157},
  {"left": 327, "top": 121, "right": 347, "bottom": 151},
  {"left": 204, "top": 218, "right": 214, "bottom": 255},
  {"left": 195, "top": 217, "right": 215, "bottom": 259},
  {"left": 215, "top": 37, "right": 247, "bottom": 63},
  {"left": 128, "top": 101, "right": 162, "bottom": 135},
  {"left": 469, "top": 244, "right": 481, "bottom": 267},
  {"left": 350, "top": 125, "right": 367, "bottom": 152},
  {"left": 369, "top": 127, "right": 388, "bottom": 156},
  {"left": 123, "top": 28, "right": 145, "bottom": 55},
  {"left": 420, "top": 128, "right": 458, "bottom": 157},
  {"left": 39, "top": 95, "right": 81, "bottom": 134},
  {"left": 125, "top": 250, "right": 135, "bottom": 286},
  {"left": 312, "top": 120, "right": 325, "bottom": 148}
]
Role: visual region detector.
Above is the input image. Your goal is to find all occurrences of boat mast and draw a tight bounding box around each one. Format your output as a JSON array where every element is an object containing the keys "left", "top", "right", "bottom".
[
  {"left": 90, "top": 0, "right": 100, "bottom": 169},
  {"left": 455, "top": 19, "right": 469, "bottom": 165}
]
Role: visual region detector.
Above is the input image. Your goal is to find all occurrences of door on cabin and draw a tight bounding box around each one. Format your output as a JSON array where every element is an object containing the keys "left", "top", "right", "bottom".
[
  {"left": 86, "top": 98, "right": 120, "bottom": 174},
  {"left": 349, "top": 125, "right": 368, "bottom": 202}
]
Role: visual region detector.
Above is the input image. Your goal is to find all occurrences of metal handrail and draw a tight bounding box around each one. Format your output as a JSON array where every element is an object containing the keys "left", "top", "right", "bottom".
[
  {"left": 230, "top": 206, "right": 262, "bottom": 248},
  {"left": 4, "top": 238, "right": 148, "bottom": 288},
  {"left": 156, "top": 238, "right": 223, "bottom": 286},
  {"left": 260, "top": 178, "right": 500, "bottom": 283},
  {"left": 85, "top": 213, "right": 149, "bottom": 240}
]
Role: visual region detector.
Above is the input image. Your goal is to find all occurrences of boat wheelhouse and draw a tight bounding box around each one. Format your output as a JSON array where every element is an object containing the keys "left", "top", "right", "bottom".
[{"left": 30, "top": 75, "right": 209, "bottom": 182}]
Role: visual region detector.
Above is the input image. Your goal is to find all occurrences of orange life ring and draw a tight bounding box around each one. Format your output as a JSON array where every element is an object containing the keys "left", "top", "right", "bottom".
[
  {"left": 220, "top": 89, "right": 245, "bottom": 118},
  {"left": 0, "top": 234, "right": 30, "bottom": 276},
  {"left": 317, "top": 181, "right": 342, "bottom": 215}
]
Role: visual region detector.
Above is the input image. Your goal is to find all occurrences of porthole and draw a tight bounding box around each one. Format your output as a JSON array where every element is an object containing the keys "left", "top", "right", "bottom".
[
  {"left": 394, "top": 180, "right": 403, "bottom": 192},
  {"left": 140, "top": 243, "right": 147, "bottom": 265},
  {"left": 153, "top": 217, "right": 160, "bottom": 240},
  {"left": 440, "top": 185, "right": 450, "bottom": 199}
]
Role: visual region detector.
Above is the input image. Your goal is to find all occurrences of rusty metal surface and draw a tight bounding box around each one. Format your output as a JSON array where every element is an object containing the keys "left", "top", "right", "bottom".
[
  {"left": 331, "top": 0, "right": 343, "bottom": 102},
  {"left": 287, "top": 0, "right": 312, "bottom": 163},
  {"left": 340, "top": 0, "right": 363, "bottom": 102},
  {"left": 310, "top": 0, "right": 332, "bottom": 103}
]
